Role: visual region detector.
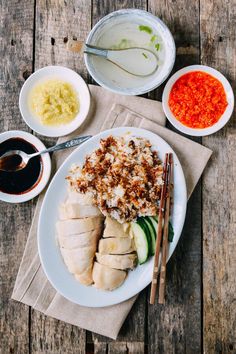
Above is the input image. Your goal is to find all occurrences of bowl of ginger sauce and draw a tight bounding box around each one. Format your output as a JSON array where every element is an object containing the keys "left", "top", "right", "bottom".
[
  {"left": 19, "top": 66, "right": 90, "bottom": 137},
  {"left": 0, "top": 131, "right": 51, "bottom": 203}
]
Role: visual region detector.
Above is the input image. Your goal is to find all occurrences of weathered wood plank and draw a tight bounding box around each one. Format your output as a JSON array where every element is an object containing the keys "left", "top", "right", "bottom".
[
  {"left": 91, "top": 1, "right": 147, "bottom": 351},
  {"left": 92, "top": 0, "right": 147, "bottom": 25},
  {"left": 147, "top": 1, "right": 202, "bottom": 353},
  {"left": 201, "top": 1, "right": 236, "bottom": 353},
  {"left": 30, "top": 315, "right": 86, "bottom": 354},
  {"left": 30, "top": 1, "right": 91, "bottom": 353},
  {"left": 0, "top": 1, "right": 35, "bottom": 353},
  {"left": 93, "top": 341, "right": 107, "bottom": 354},
  {"left": 100, "top": 341, "right": 145, "bottom": 354},
  {"left": 108, "top": 342, "right": 145, "bottom": 354}
]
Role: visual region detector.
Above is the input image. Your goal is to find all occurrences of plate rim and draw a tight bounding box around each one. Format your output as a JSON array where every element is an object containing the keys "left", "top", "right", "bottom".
[{"left": 38, "top": 127, "right": 187, "bottom": 307}]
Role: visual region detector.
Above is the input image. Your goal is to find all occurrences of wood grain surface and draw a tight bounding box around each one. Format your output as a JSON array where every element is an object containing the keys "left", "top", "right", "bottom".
[
  {"left": 0, "top": 0, "right": 235, "bottom": 353},
  {"left": 201, "top": 1, "right": 236, "bottom": 353},
  {"left": 0, "top": 1, "right": 34, "bottom": 354}
]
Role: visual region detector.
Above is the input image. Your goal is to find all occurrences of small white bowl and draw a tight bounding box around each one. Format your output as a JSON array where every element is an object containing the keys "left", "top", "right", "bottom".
[
  {"left": 19, "top": 66, "right": 90, "bottom": 137},
  {"left": 85, "top": 9, "right": 175, "bottom": 95},
  {"left": 162, "top": 65, "right": 234, "bottom": 136},
  {"left": 0, "top": 130, "right": 51, "bottom": 203}
]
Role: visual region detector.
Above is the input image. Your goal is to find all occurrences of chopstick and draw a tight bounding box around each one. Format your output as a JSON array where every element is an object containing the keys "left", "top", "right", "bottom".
[
  {"left": 158, "top": 153, "right": 173, "bottom": 304},
  {"left": 149, "top": 152, "right": 173, "bottom": 305},
  {"left": 150, "top": 153, "right": 169, "bottom": 305}
]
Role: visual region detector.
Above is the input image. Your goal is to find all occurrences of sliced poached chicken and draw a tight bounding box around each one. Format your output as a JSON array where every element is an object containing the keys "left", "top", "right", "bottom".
[
  {"left": 58, "top": 187, "right": 138, "bottom": 289},
  {"left": 56, "top": 216, "right": 103, "bottom": 236},
  {"left": 58, "top": 189, "right": 103, "bottom": 286},
  {"left": 75, "top": 265, "right": 93, "bottom": 286},
  {"left": 92, "top": 262, "right": 126, "bottom": 290},
  {"left": 96, "top": 253, "right": 137, "bottom": 270},
  {"left": 60, "top": 246, "right": 95, "bottom": 274},
  {"left": 103, "top": 216, "right": 129, "bottom": 238},
  {"left": 58, "top": 229, "right": 101, "bottom": 249},
  {"left": 67, "top": 188, "right": 94, "bottom": 205},
  {"left": 59, "top": 203, "right": 102, "bottom": 220},
  {"left": 98, "top": 237, "right": 134, "bottom": 255}
]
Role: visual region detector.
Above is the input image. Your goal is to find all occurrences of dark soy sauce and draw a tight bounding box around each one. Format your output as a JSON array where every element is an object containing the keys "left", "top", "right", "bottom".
[
  {"left": 0, "top": 154, "right": 23, "bottom": 171},
  {"left": 0, "top": 138, "right": 43, "bottom": 194}
]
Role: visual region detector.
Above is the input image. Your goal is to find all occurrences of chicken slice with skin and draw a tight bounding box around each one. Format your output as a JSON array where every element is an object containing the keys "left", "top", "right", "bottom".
[
  {"left": 59, "top": 203, "right": 102, "bottom": 220},
  {"left": 58, "top": 229, "right": 101, "bottom": 249},
  {"left": 58, "top": 187, "right": 104, "bottom": 286},
  {"left": 98, "top": 237, "right": 134, "bottom": 255},
  {"left": 96, "top": 253, "right": 137, "bottom": 270},
  {"left": 103, "top": 216, "right": 129, "bottom": 238},
  {"left": 92, "top": 262, "right": 126, "bottom": 290},
  {"left": 75, "top": 265, "right": 93, "bottom": 286},
  {"left": 56, "top": 216, "right": 103, "bottom": 236},
  {"left": 60, "top": 246, "right": 95, "bottom": 275},
  {"left": 67, "top": 188, "right": 94, "bottom": 205}
]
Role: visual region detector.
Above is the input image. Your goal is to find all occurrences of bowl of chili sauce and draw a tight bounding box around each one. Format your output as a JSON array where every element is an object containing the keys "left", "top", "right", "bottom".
[
  {"left": 162, "top": 65, "right": 234, "bottom": 136},
  {"left": 0, "top": 130, "right": 51, "bottom": 203}
]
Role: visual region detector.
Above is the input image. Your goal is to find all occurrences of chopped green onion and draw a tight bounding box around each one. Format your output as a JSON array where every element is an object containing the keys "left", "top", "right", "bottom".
[
  {"left": 138, "top": 25, "right": 153, "bottom": 34},
  {"left": 150, "top": 35, "right": 157, "bottom": 43}
]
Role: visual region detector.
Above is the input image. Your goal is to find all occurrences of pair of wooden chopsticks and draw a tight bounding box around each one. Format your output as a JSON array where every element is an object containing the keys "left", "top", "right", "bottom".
[{"left": 150, "top": 152, "right": 173, "bottom": 305}]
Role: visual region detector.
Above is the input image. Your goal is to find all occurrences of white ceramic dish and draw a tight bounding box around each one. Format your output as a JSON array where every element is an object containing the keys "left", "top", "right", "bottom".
[
  {"left": 38, "top": 127, "right": 187, "bottom": 307},
  {"left": 85, "top": 9, "right": 175, "bottom": 95},
  {"left": 162, "top": 65, "right": 234, "bottom": 136},
  {"left": 0, "top": 130, "right": 51, "bottom": 203},
  {"left": 19, "top": 66, "right": 91, "bottom": 137}
]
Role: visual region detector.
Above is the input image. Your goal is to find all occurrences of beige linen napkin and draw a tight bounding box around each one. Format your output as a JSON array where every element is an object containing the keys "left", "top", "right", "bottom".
[{"left": 12, "top": 85, "right": 212, "bottom": 339}]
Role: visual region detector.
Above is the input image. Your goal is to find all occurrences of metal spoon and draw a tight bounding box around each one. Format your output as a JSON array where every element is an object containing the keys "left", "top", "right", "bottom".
[
  {"left": 84, "top": 44, "right": 158, "bottom": 77},
  {"left": 0, "top": 135, "right": 92, "bottom": 172}
]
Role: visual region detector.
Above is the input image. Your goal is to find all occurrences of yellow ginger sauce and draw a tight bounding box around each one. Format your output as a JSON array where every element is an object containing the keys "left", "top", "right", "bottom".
[{"left": 29, "top": 80, "right": 79, "bottom": 126}]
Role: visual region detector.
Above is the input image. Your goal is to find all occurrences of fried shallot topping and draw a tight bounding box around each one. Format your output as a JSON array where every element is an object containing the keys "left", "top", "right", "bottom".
[{"left": 67, "top": 135, "right": 163, "bottom": 223}]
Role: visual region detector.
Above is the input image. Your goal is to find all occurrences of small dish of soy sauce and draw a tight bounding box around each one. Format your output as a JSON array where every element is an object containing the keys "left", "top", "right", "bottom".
[{"left": 0, "top": 131, "right": 51, "bottom": 203}]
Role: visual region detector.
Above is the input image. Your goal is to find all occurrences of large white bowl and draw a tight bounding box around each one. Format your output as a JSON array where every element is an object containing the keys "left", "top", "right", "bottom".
[
  {"left": 19, "top": 66, "right": 90, "bottom": 137},
  {"left": 0, "top": 130, "right": 51, "bottom": 203},
  {"left": 162, "top": 65, "right": 234, "bottom": 136},
  {"left": 38, "top": 127, "right": 187, "bottom": 307},
  {"left": 85, "top": 9, "right": 175, "bottom": 95}
]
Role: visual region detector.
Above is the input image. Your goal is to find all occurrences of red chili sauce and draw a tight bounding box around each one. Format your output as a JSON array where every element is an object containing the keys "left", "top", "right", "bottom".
[{"left": 168, "top": 71, "right": 228, "bottom": 129}]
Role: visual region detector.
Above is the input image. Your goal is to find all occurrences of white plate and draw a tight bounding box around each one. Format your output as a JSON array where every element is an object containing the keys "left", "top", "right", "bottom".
[
  {"left": 0, "top": 130, "right": 51, "bottom": 203},
  {"left": 162, "top": 65, "right": 234, "bottom": 136},
  {"left": 19, "top": 66, "right": 91, "bottom": 137},
  {"left": 38, "top": 127, "right": 187, "bottom": 307}
]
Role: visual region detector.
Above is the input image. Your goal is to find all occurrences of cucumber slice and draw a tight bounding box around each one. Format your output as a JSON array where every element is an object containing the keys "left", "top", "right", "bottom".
[
  {"left": 131, "top": 222, "right": 149, "bottom": 264},
  {"left": 137, "top": 218, "right": 152, "bottom": 258},
  {"left": 149, "top": 216, "right": 174, "bottom": 243},
  {"left": 149, "top": 216, "right": 158, "bottom": 233},
  {"left": 143, "top": 217, "right": 156, "bottom": 256}
]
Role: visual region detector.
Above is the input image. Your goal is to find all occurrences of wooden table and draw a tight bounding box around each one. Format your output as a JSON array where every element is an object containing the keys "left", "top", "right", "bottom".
[{"left": 0, "top": 1, "right": 235, "bottom": 353}]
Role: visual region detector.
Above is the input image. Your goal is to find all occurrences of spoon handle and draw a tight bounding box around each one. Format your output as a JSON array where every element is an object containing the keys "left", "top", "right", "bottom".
[
  {"left": 84, "top": 44, "right": 108, "bottom": 58},
  {"left": 31, "top": 136, "right": 92, "bottom": 157}
]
